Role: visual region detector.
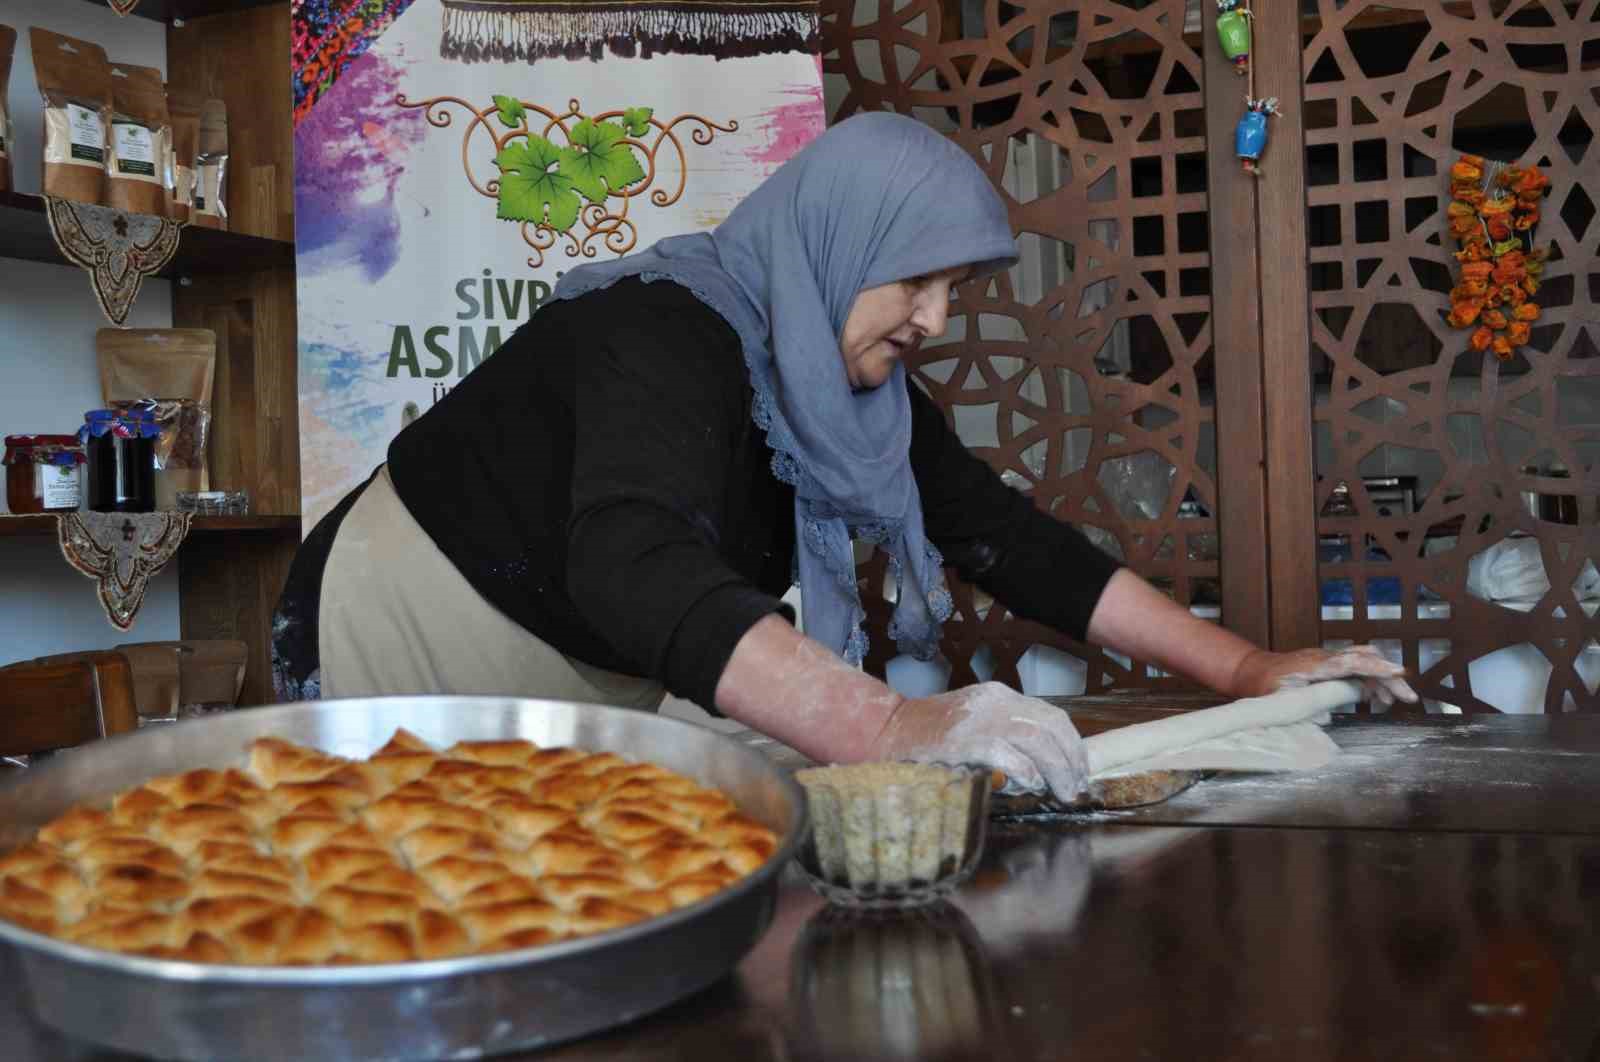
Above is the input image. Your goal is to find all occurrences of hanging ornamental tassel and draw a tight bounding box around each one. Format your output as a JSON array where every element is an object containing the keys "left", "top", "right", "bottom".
[
  {"left": 1216, "top": 0, "right": 1252, "bottom": 75},
  {"left": 1235, "top": 97, "right": 1280, "bottom": 176}
]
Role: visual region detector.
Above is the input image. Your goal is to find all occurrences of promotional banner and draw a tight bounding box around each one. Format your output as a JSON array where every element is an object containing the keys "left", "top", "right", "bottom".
[{"left": 291, "top": 0, "right": 824, "bottom": 528}]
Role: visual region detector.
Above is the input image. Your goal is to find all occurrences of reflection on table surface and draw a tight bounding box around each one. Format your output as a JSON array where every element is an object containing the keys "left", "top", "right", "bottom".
[{"left": 542, "top": 817, "right": 1600, "bottom": 1062}]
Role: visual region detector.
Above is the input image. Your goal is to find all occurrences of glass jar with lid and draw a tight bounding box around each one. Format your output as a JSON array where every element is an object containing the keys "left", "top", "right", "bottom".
[
  {"left": 4, "top": 435, "right": 85, "bottom": 514},
  {"left": 80, "top": 409, "right": 159, "bottom": 513}
]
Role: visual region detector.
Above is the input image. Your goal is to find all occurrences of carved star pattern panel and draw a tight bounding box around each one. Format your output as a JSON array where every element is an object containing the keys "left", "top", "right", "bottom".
[
  {"left": 1303, "top": 0, "right": 1600, "bottom": 712},
  {"left": 819, "top": 0, "right": 1222, "bottom": 692}
]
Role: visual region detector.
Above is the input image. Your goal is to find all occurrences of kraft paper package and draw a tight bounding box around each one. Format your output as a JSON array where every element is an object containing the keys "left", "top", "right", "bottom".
[
  {"left": 30, "top": 28, "right": 113, "bottom": 206},
  {"left": 106, "top": 62, "right": 171, "bottom": 216}
]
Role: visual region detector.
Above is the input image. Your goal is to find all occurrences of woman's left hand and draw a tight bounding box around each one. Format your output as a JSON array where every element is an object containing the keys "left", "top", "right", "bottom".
[{"left": 1230, "top": 645, "right": 1419, "bottom": 707}]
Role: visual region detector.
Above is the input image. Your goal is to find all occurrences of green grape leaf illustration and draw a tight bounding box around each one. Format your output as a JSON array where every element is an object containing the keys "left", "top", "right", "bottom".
[
  {"left": 622, "top": 107, "right": 654, "bottom": 137},
  {"left": 559, "top": 118, "right": 647, "bottom": 204},
  {"left": 492, "top": 94, "right": 526, "bottom": 129},
  {"left": 495, "top": 136, "right": 580, "bottom": 232}
]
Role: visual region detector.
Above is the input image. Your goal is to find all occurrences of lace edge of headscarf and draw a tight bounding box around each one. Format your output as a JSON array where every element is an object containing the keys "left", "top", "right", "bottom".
[
  {"left": 798, "top": 511, "right": 952, "bottom": 665},
  {"left": 557, "top": 267, "right": 951, "bottom": 666}
]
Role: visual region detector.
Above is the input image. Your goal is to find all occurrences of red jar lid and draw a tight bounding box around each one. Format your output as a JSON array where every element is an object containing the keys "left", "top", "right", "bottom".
[{"left": 4, "top": 435, "right": 86, "bottom": 464}]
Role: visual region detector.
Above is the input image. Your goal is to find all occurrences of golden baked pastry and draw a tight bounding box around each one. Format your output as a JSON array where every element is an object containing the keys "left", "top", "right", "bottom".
[{"left": 0, "top": 729, "right": 778, "bottom": 964}]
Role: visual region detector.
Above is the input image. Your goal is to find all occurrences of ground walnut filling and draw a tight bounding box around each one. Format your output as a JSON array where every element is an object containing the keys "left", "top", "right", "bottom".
[{"left": 0, "top": 730, "right": 777, "bottom": 964}]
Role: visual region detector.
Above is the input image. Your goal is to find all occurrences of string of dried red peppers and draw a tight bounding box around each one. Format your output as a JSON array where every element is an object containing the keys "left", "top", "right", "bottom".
[{"left": 1446, "top": 155, "right": 1551, "bottom": 361}]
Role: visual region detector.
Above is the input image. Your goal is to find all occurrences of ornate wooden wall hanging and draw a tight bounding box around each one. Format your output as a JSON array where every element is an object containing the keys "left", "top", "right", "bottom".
[
  {"left": 1297, "top": 0, "right": 1600, "bottom": 712},
  {"left": 819, "top": 0, "right": 1228, "bottom": 692}
]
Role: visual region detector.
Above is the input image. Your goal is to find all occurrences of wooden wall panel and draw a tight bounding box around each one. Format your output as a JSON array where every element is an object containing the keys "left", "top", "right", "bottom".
[
  {"left": 173, "top": 264, "right": 299, "bottom": 705},
  {"left": 179, "top": 529, "right": 297, "bottom": 708},
  {"left": 171, "top": 266, "right": 300, "bottom": 519}
]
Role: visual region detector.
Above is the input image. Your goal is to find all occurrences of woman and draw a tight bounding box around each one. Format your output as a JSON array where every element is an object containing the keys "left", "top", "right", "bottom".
[{"left": 273, "top": 112, "right": 1413, "bottom": 803}]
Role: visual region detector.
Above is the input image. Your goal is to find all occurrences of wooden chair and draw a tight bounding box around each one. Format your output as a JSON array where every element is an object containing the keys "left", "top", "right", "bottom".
[{"left": 0, "top": 651, "right": 140, "bottom": 760}]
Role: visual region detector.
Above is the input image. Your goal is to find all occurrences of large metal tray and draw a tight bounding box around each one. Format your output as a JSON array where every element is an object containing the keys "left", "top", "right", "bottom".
[{"left": 0, "top": 696, "right": 807, "bottom": 1062}]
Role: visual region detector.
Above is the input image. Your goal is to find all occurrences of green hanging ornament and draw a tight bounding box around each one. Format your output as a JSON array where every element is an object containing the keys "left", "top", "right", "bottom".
[{"left": 1216, "top": 0, "right": 1251, "bottom": 75}]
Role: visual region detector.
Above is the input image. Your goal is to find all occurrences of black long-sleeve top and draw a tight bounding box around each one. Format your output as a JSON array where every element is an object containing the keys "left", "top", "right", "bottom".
[{"left": 387, "top": 278, "right": 1122, "bottom": 709}]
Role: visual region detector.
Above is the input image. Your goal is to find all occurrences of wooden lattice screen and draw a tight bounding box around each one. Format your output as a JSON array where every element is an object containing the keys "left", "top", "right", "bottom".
[
  {"left": 1301, "top": 0, "right": 1600, "bottom": 713},
  {"left": 819, "top": 0, "right": 1228, "bottom": 692}
]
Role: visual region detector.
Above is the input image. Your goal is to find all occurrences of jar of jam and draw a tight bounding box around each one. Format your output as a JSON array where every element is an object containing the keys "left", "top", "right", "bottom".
[
  {"left": 4, "top": 435, "right": 85, "bottom": 514},
  {"left": 80, "top": 409, "right": 159, "bottom": 513}
]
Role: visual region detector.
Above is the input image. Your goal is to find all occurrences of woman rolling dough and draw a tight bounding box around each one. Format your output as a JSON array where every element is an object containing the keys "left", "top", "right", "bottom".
[{"left": 272, "top": 113, "right": 1414, "bottom": 804}]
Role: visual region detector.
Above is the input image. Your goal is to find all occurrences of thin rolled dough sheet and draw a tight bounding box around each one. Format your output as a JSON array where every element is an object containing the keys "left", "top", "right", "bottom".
[
  {"left": 998, "top": 684, "right": 1356, "bottom": 814},
  {"left": 1092, "top": 720, "right": 1336, "bottom": 779},
  {"left": 1083, "top": 680, "right": 1361, "bottom": 778}
]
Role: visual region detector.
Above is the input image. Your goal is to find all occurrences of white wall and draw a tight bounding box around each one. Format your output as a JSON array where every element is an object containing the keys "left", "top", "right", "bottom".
[{"left": 0, "top": 2, "right": 177, "bottom": 665}]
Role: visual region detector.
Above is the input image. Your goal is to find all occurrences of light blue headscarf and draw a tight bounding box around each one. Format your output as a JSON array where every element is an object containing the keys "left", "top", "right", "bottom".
[{"left": 553, "top": 112, "right": 1019, "bottom": 666}]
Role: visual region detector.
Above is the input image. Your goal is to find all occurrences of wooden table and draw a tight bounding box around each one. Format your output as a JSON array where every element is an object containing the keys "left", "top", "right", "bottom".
[{"left": 5, "top": 704, "right": 1600, "bottom": 1060}]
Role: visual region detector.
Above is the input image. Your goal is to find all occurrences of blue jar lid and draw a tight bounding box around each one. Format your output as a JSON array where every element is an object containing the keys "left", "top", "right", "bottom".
[{"left": 80, "top": 408, "right": 161, "bottom": 441}]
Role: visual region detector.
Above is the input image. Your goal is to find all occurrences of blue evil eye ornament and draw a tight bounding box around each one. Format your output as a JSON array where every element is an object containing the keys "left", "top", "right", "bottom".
[{"left": 1235, "top": 96, "right": 1280, "bottom": 176}]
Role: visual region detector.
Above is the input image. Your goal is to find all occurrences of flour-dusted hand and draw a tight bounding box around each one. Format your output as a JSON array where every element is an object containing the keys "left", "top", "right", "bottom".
[
  {"left": 1233, "top": 645, "right": 1418, "bottom": 707},
  {"left": 866, "top": 682, "right": 1089, "bottom": 802}
]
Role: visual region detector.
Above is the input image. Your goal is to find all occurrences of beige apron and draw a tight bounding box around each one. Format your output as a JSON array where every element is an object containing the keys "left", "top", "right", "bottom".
[{"left": 317, "top": 466, "right": 666, "bottom": 710}]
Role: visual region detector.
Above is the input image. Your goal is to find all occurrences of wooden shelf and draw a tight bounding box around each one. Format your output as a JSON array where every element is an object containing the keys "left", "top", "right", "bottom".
[
  {"left": 78, "top": 0, "right": 283, "bottom": 22},
  {"left": 0, "top": 192, "right": 294, "bottom": 280},
  {"left": 0, "top": 514, "right": 299, "bottom": 537}
]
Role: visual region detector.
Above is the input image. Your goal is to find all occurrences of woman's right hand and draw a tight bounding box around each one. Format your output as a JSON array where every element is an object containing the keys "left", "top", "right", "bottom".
[
  {"left": 714, "top": 617, "right": 1086, "bottom": 801},
  {"left": 866, "top": 682, "right": 1089, "bottom": 803}
]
